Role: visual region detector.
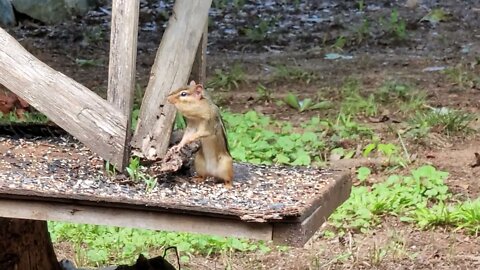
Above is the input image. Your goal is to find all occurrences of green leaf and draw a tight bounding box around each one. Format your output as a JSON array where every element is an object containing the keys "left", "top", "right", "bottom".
[
  {"left": 421, "top": 9, "right": 451, "bottom": 25},
  {"left": 357, "top": 167, "right": 371, "bottom": 182},
  {"left": 277, "top": 136, "right": 295, "bottom": 152},
  {"left": 308, "top": 100, "right": 334, "bottom": 110},
  {"left": 275, "top": 153, "right": 290, "bottom": 164},
  {"left": 300, "top": 132, "right": 318, "bottom": 142},
  {"left": 291, "top": 152, "right": 311, "bottom": 166},
  {"left": 362, "top": 143, "right": 376, "bottom": 157},
  {"left": 284, "top": 92, "right": 300, "bottom": 110},
  {"left": 298, "top": 98, "right": 313, "bottom": 112}
]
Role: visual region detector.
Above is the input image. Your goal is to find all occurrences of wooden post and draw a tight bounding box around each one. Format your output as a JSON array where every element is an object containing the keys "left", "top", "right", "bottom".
[
  {"left": 107, "top": 0, "right": 140, "bottom": 169},
  {"left": 0, "top": 218, "right": 61, "bottom": 270},
  {"left": 131, "top": 0, "right": 212, "bottom": 160},
  {"left": 0, "top": 27, "right": 128, "bottom": 168},
  {"left": 190, "top": 21, "right": 208, "bottom": 84}
]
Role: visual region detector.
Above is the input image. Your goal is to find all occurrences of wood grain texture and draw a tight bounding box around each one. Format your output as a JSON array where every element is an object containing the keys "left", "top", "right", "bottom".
[
  {"left": 131, "top": 0, "right": 212, "bottom": 160},
  {"left": 107, "top": 0, "right": 140, "bottom": 169},
  {"left": 0, "top": 199, "right": 273, "bottom": 241},
  {"left": 272, "top": 172, "right": 352, "bottom": 247},
  {"left": 0, "top": 27, "right": 127, "bottom": 167},
  {"left": 190, "top": 21, "right": 208, "bottom": 84}
]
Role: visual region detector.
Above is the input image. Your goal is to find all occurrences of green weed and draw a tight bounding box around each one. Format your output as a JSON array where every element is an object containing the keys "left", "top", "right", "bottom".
[
  {"left": 354, "top": 19, "right": 370, "bottom": 44},
  {"left": 387, "top": 9, "right": 407, "bottom": 40},
  {"left": 329, "top": 165, "right": 450, "bottom": 232},
  {"left": 340, "top": 79, "right": 377, "bottom": 117},
  {"left": 124, "top": 157, "right": 157, "bottom": 192},
  {"left": 283, "top": 92, "right": 333, "bottom": 112},
  {"left": 442, "top": 65, "right": 479, "bottom": 89},
  {"left": 256, "top": 83, "right": 273, "bottom": 102},
  {"left": 207, "top": 64, "right": 245, "bottom": 91},
  {"left": 362, "top": 142, "right": 409, "bottom": 168},
  {"left": 420, "top": 8, "right": 451, "bottom": 25},
  {"left": 224, "top": 111, "right": 373, "bottom": 166},
  {"left": 330, "top": 165, "right": 480, "bottom": 235},
  {"left": 223, "top": 111, "right": 325, "bottom": 166},
  {"left": 339, "top": 79, "right": 426, "bottom": 117},
  {"left": 408, "top": 108, "right": 474, "bottom": 137},
  {"left": 357, "top": 0, "right": 365, "bottom": 12},
  {"left": 244, "top": 20, "right": 272, "bottom": 42},
  {"left": 48, "top": 222, "right": 269, "bottom": 267},
  {"left": 75, "top": 58, "right": 103, "bottom": 67},
  {"left": 272, "top": 65, "right": 316, "bottom": 84},
  {"left": 0, "top": 111, "right": 49, "bottom": 123},
  {"left": 328, "top": 114, "right": 374, "bottom": 142},
  {"left": 331, "top": 35, "right": 347, "bottom": 51}
]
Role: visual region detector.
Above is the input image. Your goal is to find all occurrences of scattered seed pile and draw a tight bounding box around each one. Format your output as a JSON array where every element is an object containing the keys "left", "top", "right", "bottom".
[{"left": 0, "top": 136, "right": 339, "bottom": 222}]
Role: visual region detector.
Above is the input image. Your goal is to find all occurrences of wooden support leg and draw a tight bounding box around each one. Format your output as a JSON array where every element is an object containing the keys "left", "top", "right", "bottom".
[
  {"left": 0, "top": 217, "right": 61, "bottom": 270},
  {"left": 107, "top": 0, "right": 140, "bottom": 170}
]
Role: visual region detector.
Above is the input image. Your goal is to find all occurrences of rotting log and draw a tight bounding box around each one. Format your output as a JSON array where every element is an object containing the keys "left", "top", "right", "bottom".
[
  {"left": 190, "top": 21, "right": 208, "bottom": 84},
  {"left": 0, "top": 217, "right": 61, "bottom": 270},
  {"left": 0, "top": 27, "right": 128, "bottom": 168},
  {"left": 107, "top": 0, "right": 140, "bottom": 169},
  {"left": 131, "top": 0, "right": 212, "bottom": 160}
]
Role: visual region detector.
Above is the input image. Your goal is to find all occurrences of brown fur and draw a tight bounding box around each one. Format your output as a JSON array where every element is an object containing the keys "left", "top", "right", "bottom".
[{"left": 167, "top": 81, "right": 233, "bottom": 188}]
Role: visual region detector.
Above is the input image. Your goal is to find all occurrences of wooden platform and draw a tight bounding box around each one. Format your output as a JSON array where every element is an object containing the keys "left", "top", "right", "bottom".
[{"left": 0, "top": 136, "right": 351, "bottom": 247}]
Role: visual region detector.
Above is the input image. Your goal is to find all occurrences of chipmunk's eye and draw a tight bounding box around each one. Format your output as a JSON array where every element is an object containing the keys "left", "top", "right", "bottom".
[{"left": 180, "top": 91, "right": 188, "bottom": 97}]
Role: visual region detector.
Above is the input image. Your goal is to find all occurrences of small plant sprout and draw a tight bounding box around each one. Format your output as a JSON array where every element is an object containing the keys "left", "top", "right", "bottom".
[
  {"left": 409, "top": 108, "right": 474, "bottom": 136},
  {"left": 283, "top": 92, "right": 332, "bottom": 112},
  {"left": 256, "top": 83, "right": 273, "bottom": 101},
  {"left": 206, "top": 64, "right": 245, "bottom": 91},
  {"left": 272, "top": 65, "right": 316, "bottom": 84},
  {"left": 126, "top": 157, "right": 142, "bottom": 182},
  {"left": 244, "top": 20, "right": 272, "bottom": 42},
  {"left": 356, "top": 166, "right": 371, "bottom": 183},
  {"left": 104, "top": 161, "right": 116, "bottom": 177}
]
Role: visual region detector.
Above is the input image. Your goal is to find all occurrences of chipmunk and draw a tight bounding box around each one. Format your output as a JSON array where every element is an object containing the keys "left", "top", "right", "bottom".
[{"left": 167, "top": 81, "right": 234, "bottom": 188}]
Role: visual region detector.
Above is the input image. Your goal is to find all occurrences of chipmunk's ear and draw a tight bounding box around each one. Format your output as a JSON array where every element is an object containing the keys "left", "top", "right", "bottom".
[
  {"left": 189, "top": 80, "right": 196, "bottom": 86},
  {"left": 193, "top": 84, "right": 204, "bottom": 100}
]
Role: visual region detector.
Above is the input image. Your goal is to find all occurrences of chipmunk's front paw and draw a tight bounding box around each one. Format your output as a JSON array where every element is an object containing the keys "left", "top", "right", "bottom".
[{"left": 170, "top": 144, "right": 182, "bottom": 152}]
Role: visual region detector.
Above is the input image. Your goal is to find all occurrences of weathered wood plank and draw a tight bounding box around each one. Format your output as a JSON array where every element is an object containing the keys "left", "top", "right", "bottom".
[
  {"left": 190, "top": 21, "right": 208, "bottom": 84},
  {"left": 0, "top": 27, "right": 127, "bottom": 167},
  {"left": 107, "top": 0, "right": 140, "bottom": 169},
  {"left": 131, "top": 0, "right": 212, "bottom": 160},
  {"left": 272, "top": 172, "right": 352, "bottom": 247},
  {"left": 0, "top": 199, "right": 273, "bottom": 241}
]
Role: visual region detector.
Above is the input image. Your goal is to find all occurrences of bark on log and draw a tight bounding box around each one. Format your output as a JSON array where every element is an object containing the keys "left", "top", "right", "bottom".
[
  {"left": 0, "top": 217, "right": 61, "bottom": 270},
  {"left": 131, "top": 0, "right": 212, "bottom": 160}
]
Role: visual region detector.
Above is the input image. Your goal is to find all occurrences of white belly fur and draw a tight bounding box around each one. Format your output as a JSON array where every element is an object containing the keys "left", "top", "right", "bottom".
[{"left": 200, "top": 136, "right": 219, "bottom": 175}]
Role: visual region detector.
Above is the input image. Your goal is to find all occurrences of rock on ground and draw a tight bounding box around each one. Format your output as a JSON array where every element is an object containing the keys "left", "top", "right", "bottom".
[
  {"left": 11, "top": 0, "right": 95, "bottom": 24},
  {"left": 0, "top": 0, "right": 16, "bottom": 26}
]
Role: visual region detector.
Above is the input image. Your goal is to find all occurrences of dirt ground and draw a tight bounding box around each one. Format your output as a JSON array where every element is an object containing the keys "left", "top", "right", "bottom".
[{"left": 4, "top": 0, "right": 480, "bottom": 269}]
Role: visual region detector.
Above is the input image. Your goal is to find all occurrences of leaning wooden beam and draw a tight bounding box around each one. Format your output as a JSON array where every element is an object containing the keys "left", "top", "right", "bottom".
[
  {"left": 107, "top": 0, "right": 140, "bottom": 169},
  {"left": 0, "top": 27, "right": 127, "bottom": 168},
  {"left": 132, "top": 0, "right": 212, "bottom": 160},
  {"left": 190, "top": 21, "right": 208, "bottom": 84}
]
